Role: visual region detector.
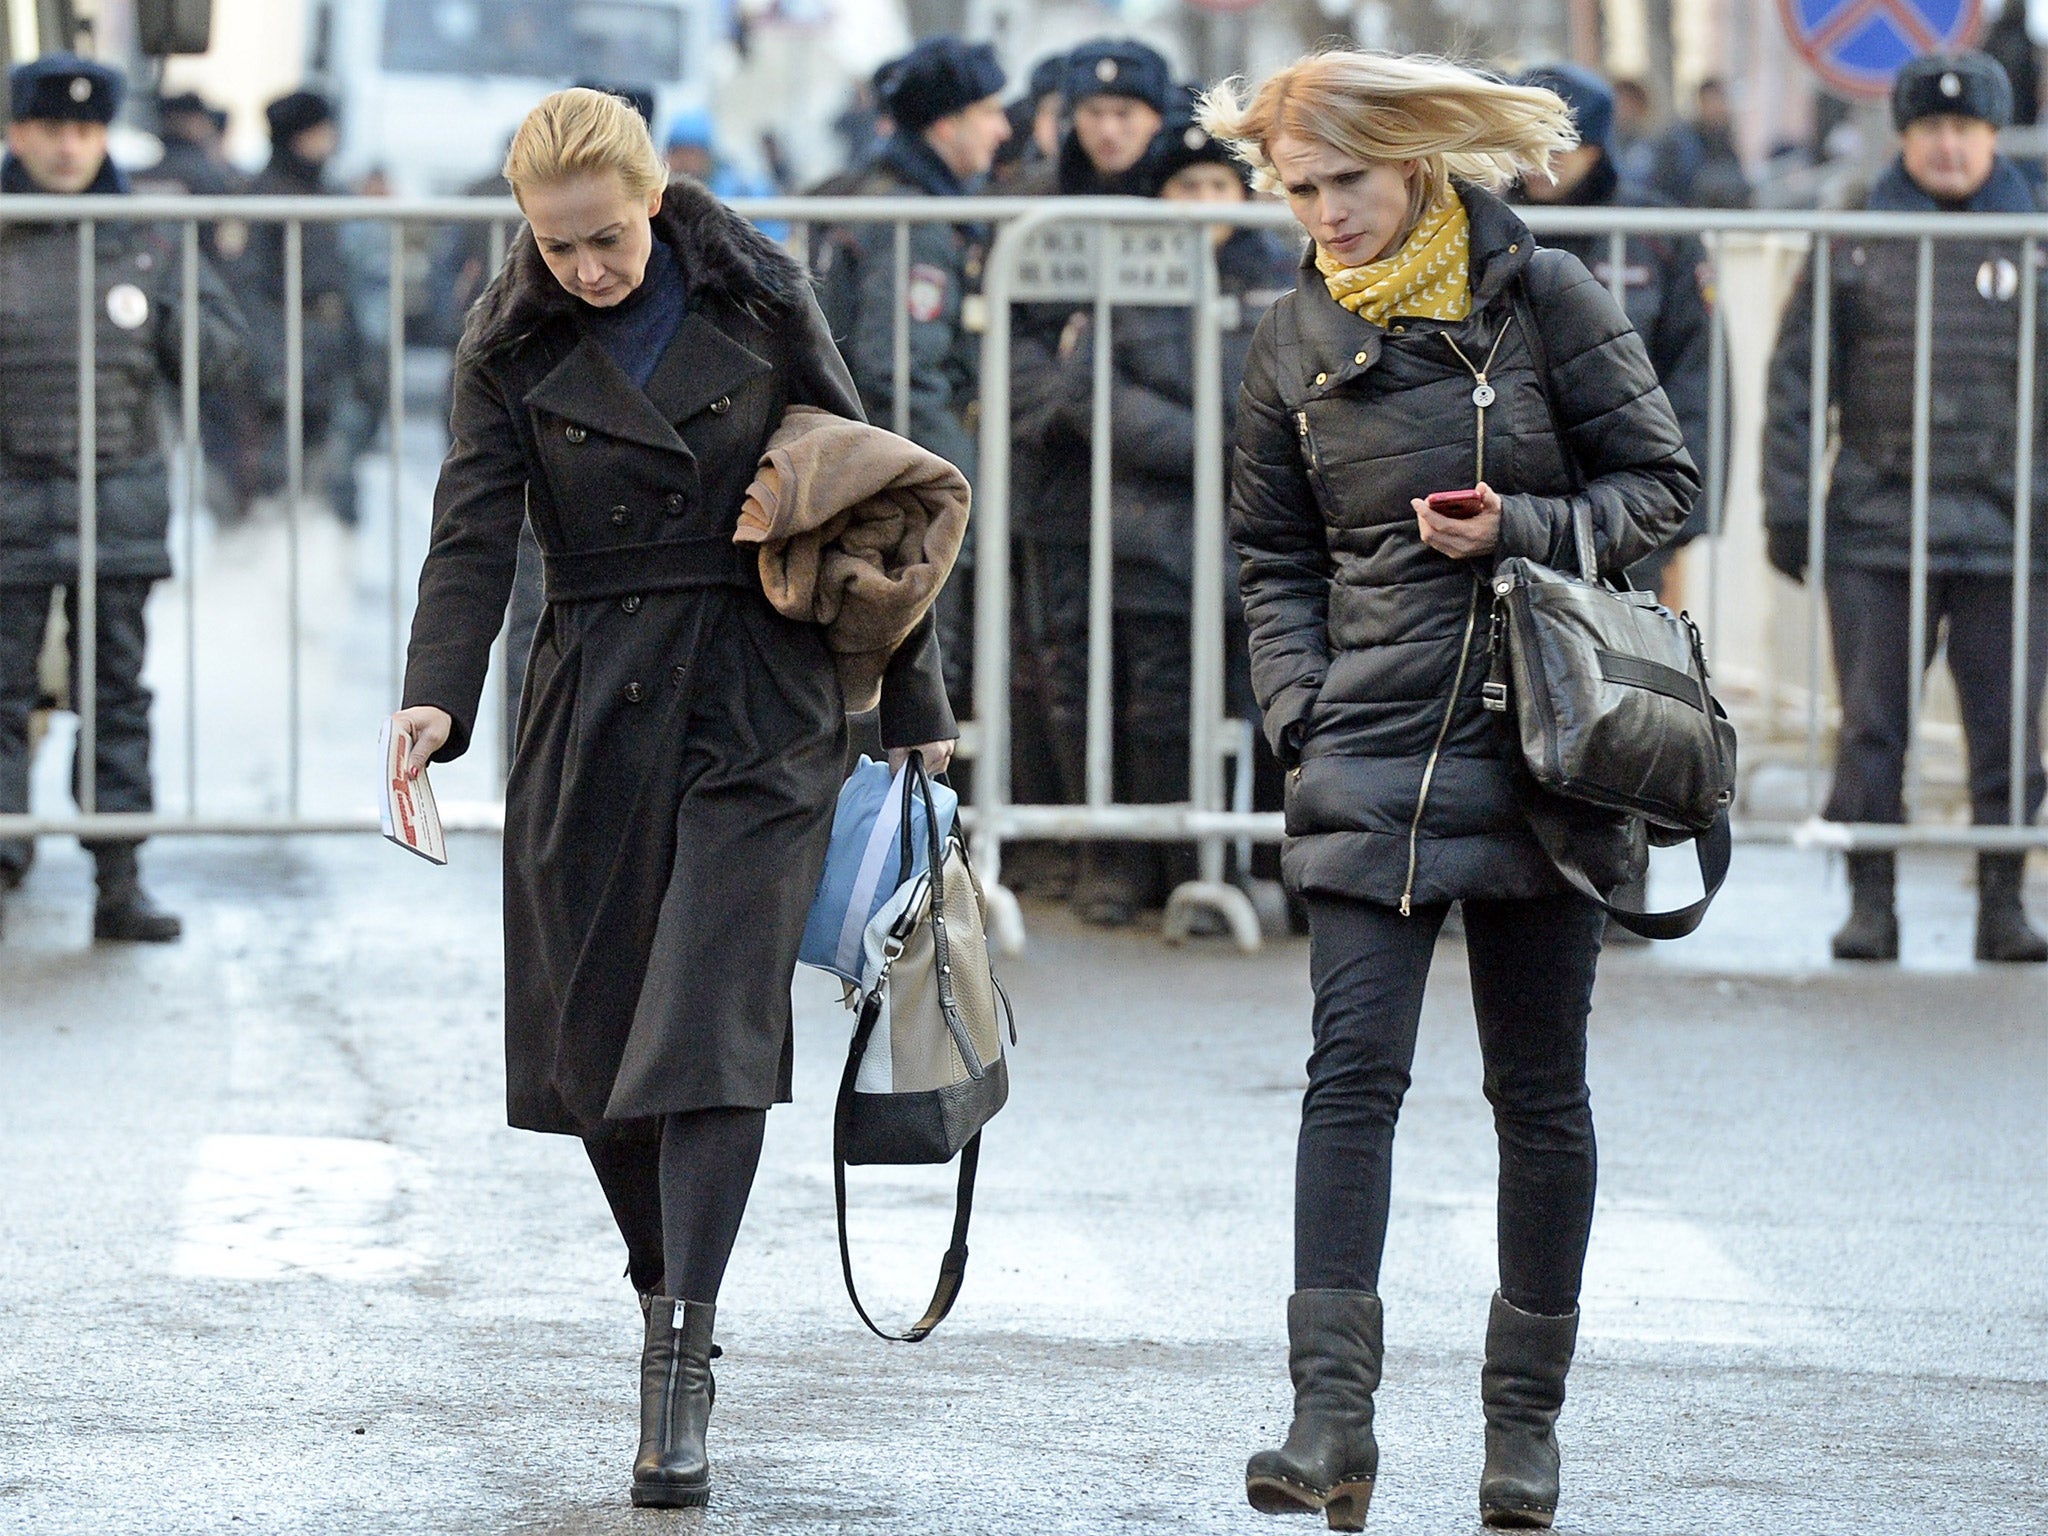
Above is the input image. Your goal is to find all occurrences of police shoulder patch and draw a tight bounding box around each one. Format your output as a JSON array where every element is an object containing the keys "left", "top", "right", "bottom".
[{"left": 906, "top": 263, "right": 950, "bottom": 323}]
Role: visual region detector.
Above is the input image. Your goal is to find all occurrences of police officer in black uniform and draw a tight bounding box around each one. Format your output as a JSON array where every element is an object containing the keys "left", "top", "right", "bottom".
[
  {"left": 1514, "top": 64, "right": 1714, "bottom": 603},
  {"left": 830, "top": 38, "right": 1008, "bottom": 713},
  {"left": 0, "top": 54, "right": 247, "bottom": 941},
  {"left": 1765, "top": 51, "right": 2048, "bottom": 963}
]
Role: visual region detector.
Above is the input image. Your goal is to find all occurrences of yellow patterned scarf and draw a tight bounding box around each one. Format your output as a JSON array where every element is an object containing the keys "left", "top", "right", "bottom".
[{"left": 1316, "top": 195, "right": 1473, "bottom": 328}]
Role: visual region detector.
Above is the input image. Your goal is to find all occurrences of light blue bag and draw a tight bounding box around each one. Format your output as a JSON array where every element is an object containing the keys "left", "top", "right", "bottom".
[{"left": 800, "top": 756, "right": 959, "bottom": 983}]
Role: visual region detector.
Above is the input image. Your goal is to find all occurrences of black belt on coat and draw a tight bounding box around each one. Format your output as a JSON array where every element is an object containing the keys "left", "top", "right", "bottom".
[{"left": 542, "top": 532, "right": 759, "bottom": 605}]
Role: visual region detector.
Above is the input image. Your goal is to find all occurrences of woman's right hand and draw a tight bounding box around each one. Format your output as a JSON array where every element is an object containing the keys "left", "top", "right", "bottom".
[{"left": 390, "top": 706, "right": 452, "bottom": 779}]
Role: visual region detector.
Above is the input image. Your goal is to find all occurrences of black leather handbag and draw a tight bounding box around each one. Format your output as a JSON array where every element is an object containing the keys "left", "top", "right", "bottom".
[{"left": 1486, "top": 287, "right": 1738, "bottom": 940}]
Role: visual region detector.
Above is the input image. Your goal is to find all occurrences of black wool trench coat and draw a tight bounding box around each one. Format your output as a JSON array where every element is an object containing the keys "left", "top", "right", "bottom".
[{"left": 403, "top": 180, "right": 956, "bottom": 1136}]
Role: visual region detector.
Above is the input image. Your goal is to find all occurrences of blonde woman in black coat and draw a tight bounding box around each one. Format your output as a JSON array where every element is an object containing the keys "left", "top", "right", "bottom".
[
  {"left": 388, "top": 90, "right": 956, "bottom": 1509},
  {"left": 1201, "top": 53, "right": 1697, "bottom": 1530}
]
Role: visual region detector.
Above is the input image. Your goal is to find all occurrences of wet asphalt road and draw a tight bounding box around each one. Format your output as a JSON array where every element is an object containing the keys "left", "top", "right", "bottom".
[{"left": 2, "top": 831, "right": 2043, "bottom": 1536}]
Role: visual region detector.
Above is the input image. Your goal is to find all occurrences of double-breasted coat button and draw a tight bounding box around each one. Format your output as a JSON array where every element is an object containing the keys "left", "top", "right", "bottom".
[
  {"left": 609, "top": 504, "right": 627, "bottom": 526},
  {"left": 564, "top": 425, "right": 586, "bottom": 443},
  {"left": 1315, "top": 372, "right": 1327, "bottom": 385},
  {"left": 1354, "top": 350, "right": 1368, "bottom": 364},
  {"left": 621, "top": 594, "right": 642, "bottom": 614},
  {"left": 622, "top": 682, "right": 645, "bottom": 703},
  {"left": 709, "top": 395, "right": 731, "bottom": 415},
  {"left": 663, "top": 492, "right": 685, "bottom": 515}
]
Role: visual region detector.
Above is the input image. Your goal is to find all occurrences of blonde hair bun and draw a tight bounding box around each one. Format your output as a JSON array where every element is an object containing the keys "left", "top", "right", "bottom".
[
  {"left": 1198, "top": 50, "right": 1577, "bottom": 209},
  {"left": 503, "top": 87, "right": 667, "bottom": 206}
]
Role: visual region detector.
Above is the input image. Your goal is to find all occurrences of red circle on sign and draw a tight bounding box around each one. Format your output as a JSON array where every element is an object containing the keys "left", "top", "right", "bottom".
[{"left": 1777, "top": 0, "right": 1984, "bottom": 99}]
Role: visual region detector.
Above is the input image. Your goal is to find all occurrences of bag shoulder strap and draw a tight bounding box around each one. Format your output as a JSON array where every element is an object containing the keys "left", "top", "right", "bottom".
[
  {"left": 1507, "top": 278, "right": 1598, "bottom": 583},
  {"left": 832, "top": 990, "right": 980, "bottom": 1344},
  {"left": 1516, "top": 777, "right": 1732, "bottom": 941},
  {"left": 834, "top": 750, "right": 981, "bottom": 1343}
]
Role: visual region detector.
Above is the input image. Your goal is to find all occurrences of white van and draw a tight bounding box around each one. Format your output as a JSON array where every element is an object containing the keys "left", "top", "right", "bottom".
[{"left": 304, "top": 0, "right": 712, "bottom": 194}]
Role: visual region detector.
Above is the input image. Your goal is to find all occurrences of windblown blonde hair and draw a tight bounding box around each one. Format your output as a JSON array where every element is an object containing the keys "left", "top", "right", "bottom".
[
  {"left": 503, "top": 87, "right": 667, "bottom": 207},
  {"left": 1198, "top": 51, "right": 1577, "bottom": 217}
]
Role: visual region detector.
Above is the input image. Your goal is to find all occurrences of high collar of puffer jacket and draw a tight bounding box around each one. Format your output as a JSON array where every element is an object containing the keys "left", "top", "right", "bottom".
[{"left": 1289, "top": 180, "right": 1534, "bottom": 390}]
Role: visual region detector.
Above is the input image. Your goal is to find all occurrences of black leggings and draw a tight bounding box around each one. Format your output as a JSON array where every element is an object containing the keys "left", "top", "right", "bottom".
[
  {"left": 583, "top": 1108, "right": 767, "bottom": 1304},
  {"left": 1296, "top": 893, "right": 1605, "bottom": 1316}
]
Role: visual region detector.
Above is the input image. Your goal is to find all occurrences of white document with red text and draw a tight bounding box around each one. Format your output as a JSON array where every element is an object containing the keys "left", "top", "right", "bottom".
[{"left": 378, "top": 718, "right": 448, "bottom": 866}]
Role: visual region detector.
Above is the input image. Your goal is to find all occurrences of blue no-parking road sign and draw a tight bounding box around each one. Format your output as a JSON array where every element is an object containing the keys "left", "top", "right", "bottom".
[{"left": 1779, "top": 0, "right": 1984, "bottom": 97}]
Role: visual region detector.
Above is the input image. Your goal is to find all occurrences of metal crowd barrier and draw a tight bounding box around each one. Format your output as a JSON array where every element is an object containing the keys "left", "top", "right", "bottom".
[{"left": 0, "top": 196, "right": 2044, "bottom": 954}]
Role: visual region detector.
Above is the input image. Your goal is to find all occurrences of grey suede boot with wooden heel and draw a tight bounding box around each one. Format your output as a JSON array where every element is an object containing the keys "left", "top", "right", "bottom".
[
  {"left": 1245, "top": 1290, "right": 1383, "bottom": 1531},
  {"left": 631, "top": 1297, "right": 716, "bottom": 1508},
  {"left": 1478, "top": 1293, "right": 1579, "bottom": 1529}
]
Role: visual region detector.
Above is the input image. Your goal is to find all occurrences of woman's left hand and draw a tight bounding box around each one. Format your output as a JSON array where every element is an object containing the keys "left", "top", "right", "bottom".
[
  {"left": 1413, "top": 482, "right": 1503, "bottom": 560},
  {"left": 890, "top": 739, "right": 958, "bottom": 776}
]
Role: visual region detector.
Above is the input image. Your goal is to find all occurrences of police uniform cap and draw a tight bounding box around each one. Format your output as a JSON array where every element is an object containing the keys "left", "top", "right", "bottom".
[
  {"left": 882, "top": 37, "right": 1007, "bottom": 133},
  {"left": 1063, "top": 39, "right": 1172, "bottom": 114},
  {"left": 11, "top": 54, "right": 122, "bottom": 126},
  {"left": 265, "top": 88, "right": 336, "bottom": 142},
  {"left": 1892, "top": 51, "right": 2012, "bottom": 132},
  {"left": 573, "top": 80, "right": 656, "bottom": 125},
  {"left": 1153, "top": 82, "right": 1245, "bottom": 185},
  {"left": 1513, "top": 62, "right": 1614, "bottom": 154},
  {"left": 1026, "top": 55, "right": 1065, "bottom": 107}
]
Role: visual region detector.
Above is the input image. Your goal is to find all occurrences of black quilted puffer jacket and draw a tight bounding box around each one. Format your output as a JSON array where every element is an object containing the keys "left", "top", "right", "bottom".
[{"left": 1229, "top": 184, "right": 1699, "bottom": 910}]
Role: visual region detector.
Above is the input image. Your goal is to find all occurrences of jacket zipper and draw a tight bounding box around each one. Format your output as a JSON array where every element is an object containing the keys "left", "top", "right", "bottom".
[
  {"left": 1401, "top": 577, "right": 1481, "bottom": 916},
  {"left": 1296, "top": 410, "right": 1334, "bottom": 507},
  {"left": 1396, "top": 322, "right": 1513, "bottom": 916}
]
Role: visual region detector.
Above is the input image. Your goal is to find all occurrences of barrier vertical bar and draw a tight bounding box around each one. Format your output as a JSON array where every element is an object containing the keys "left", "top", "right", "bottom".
[
  {"left": 1086, "top": 226, "right": 1115, "bottom": 809},
  {"left": 1606, "top": 228, "right": 1626, "bottom": 309},
  {"left": 76, "top": 219, "right": 97, "bottom": 816},
  {"left": 1805, "top": 235, "right": 1833, "bottom": 814},
  {"left": 1905, "top": 236, "right": 1935, "bottom": 823},
  {"left": 892, "top": 219, "right": 912, "bottom": 438},
  {"left": 285, "top": 220, "right": 304, "bottom": 817},
  {"left": 1704, "top": 231, "right": 1729, "bottom": 652},
  {"left": 2012, "top": 236, "right": 2038, "bottom": 827},
  {"left": 1188, "top": 237, "right": 1225, "bottom": 883},
  {"left": 181, "top": 221, "right": 200, "bottom": 816},
  {"left": 488, "top": 220, "right": 507, "bottom": 278},
  {"left": 972, "top": 216, "right": 1024, "bottom": 884},
  {"left": 389, "top": 220, "right": 406, "bottom": 705}
]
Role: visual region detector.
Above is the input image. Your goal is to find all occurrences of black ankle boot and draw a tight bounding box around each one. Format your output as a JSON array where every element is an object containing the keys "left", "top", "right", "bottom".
[
  {"left": 1478, "top": 1293, "right": 1579, "bottom": 1529},
  {"left": 1831, "top": 852, "right": 1897, "bottom": 961},
  {"left": 1246, "top": 1290, "right": 1382, "bottom": 1531},
  {"left": 92, "top": 846, "right": 181, "bottom": 943},
  {"left": 1976, "top": 853, "right": 2048, "bottom": 963},
  {"left": 632, "top": 1296, "right": 715, "bottom": 1508}
]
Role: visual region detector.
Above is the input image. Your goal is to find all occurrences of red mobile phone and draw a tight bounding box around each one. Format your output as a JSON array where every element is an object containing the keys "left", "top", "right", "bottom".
[{"left": 1425, "top": 488, "right": 1488, "bottom": 519}]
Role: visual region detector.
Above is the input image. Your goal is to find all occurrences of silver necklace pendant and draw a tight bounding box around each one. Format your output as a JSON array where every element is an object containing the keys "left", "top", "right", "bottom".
[{"left": 1471, "top": 379, "right": 1497, "bottom": 408}]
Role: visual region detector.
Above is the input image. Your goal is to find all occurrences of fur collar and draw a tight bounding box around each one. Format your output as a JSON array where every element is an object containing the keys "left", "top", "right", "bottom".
[{"left": 461, "top": 177, "right": 811, "bottom": 363}]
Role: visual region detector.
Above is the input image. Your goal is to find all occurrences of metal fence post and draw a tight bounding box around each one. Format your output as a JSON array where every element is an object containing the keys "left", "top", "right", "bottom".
[
  {"left": 1804, "top": 236, "right": 1833, "bottom": 816},
  {"left": 1086, "top": 221, "right": 1116, "bottom": 811},
  {"left": 1188, "top": 236, "right": 1225, "bottom": 885},
  {"left": 1704, "top": 231, "right": 1729, "bottom": 653},
  {"left": 181, "top": 220, "right": 200, "bottom": 817},
  {"left": 1905, "top": 236, "right": 1935, "bottom": 823},
  {"left": 76, "top": 218, "right": 97, "bottom": 816},
  {"left": 389, "top": 219, "right": 407, "bottom": 705},
  {"left": 2012, "top": 236, "right": 2039, "bottom": 827},
  {"left": 892, "top": 219, "right": 912, "bottom": 439},
  {"left": 284, "top": 220, "right": 305, "bottom": 817}
]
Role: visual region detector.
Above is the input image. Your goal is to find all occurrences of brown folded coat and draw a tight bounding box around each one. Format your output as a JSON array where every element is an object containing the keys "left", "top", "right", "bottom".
[{"left": 734, "top": 405, "right": 970, "bottom": 712}]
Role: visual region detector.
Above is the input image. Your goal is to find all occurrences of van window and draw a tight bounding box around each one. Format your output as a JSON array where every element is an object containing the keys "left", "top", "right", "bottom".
[{"left": 384, "top": 0, "right": 684, "bottom": 80}]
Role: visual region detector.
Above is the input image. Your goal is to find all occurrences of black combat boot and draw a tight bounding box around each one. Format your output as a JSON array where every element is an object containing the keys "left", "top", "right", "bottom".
[
  {"left": 1245, "top": 1290, "right": 1382, "bottom": 1531},
  {"left": 92, "top": 845, "right": 181, "bottom": 943},
  {"left": 631, "top": 1296, "right": 716, "bottom": 1508},
  {"left": 1478, "top": 1293, "right": 1579, "bottom": 1529},
  {"left": 1830, "top": 852, "right": 1897, "bottom": 961},
  {"left": 1975, "top": 853, "right": 2048, "bottom": 963}
]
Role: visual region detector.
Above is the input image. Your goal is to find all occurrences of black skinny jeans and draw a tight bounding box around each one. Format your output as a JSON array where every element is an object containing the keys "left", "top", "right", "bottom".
[{"left": 1297, "top": 892, "right": 1605, "bottom": 1317}]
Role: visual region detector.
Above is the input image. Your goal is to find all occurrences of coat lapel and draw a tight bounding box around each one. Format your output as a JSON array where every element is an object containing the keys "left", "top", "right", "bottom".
[
  {"left": 524, "top": 335, "right": 689, "bottom": 455},
  {"left": 645, "top": 310, "right": 773, "bottom": 427}
]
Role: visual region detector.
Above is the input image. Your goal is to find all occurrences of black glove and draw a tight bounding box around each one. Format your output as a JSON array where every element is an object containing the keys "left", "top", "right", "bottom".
[{"left": 1766, "top": 524, "right": 1808, "bottom": 584}]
